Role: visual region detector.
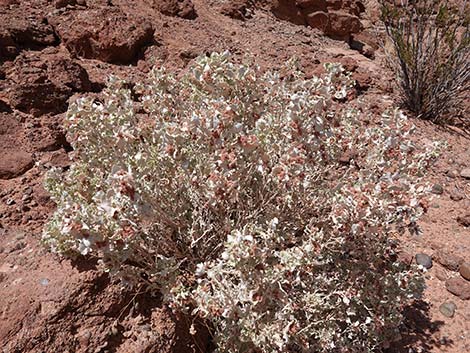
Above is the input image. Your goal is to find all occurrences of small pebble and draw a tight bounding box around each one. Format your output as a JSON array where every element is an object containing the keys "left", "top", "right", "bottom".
[
  {"left": 415, "top": 253, "right": 432, "bottom": 269},
  {"left": 446, "top": 277, "right": 470, "bottom": 300},
  {"left": 446, "top": 169, "right": 459, "bottom": 178},
  {"left": 39, "top": 278, "right": 50, "bottom": 286},
  {"left": 431, "top": 184, "right": 444, "bottom": 195},
  {"left": 460, "top": 262, "right": 470, "bottom": 281},
  {"left": 434, "top": 250, "right": 464, "bottom": 271},
  {"left": 449, "top": 188, "right": 464, "bottom": 201},
  {"left": 457, "top": 214, "right": 470, "bottom": 227},
  {"left": 6, "top": 198, "right": 15, "bottom": 205},
  {"left": 439, "top": 302, "right": 456, "bottom": 318},
  {"left": 435, "top": 267, "right": 448, "bottom": 281},
  {"left": 8, "top": 241, "right": 26, "bottom": 253},
  {"left": 460, "top": 168, "right": 470, "bottom": 179}
]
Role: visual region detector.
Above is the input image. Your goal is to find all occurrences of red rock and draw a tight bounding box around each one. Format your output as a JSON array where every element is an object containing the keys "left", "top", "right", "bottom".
[
  {"left": 9, "top": 82, "right": 71, "bottom": 117},
  {"left": 460, "top": 168, "right": 470, "bottom": 179},
  {"left": 7, "top": 51, "right": 92, "bottom": 91},
  {"left": 397, "top": 250, "right": 413, "bottom": 266},
  {"left": 49, "top": 8, "right": 154, "bottom": 64},
  {"left": 46, "top": 58, "right": 92, "bottom": 92},
  {"left": 297, "top": 0, "right": 327, "bottom": 12},
  {"left": 306, "top": 11, "right": 329, "bottom": 31},
  {"left": 350, "top": 31, "right": 377, "bottom": 58},
  {"left": 0, "top": 113, "right": 20, "bottom": 135},
  {"left": 0, "top": 9, "right": 56, "bottom": 60},
  {"left": 435, "top": 267, "right": 448, "bottom": 281},
  {"left": 277, "top": 1, "right": 364, "bottom": 39},
  {"left": 449, "top": 188, "right": 464, "bottom": 201},
  {"left": 33, "top": 184, "right": 53, "bottom": 207},
  {"left": 27, "top": 114, "right": 68, "bottom": 152},
  {"left": 54, "top": 0, "right": 76, "bottom": 8},
  {"left": 0, "top": 149, "right": 34, "bottom": 179},
  {"left": 446, "top": 277, "right": 470, "bottom": 300},
  {"left": 147, "top": 0, "right": 197, "bottom": 19},
  {"left": 0, "top": 113, "right": 33, "bottom": 178},
  {"left": 271, "top": 0, "right": 306, "bottom": 25},
  {"left": 460, "top": 263, "right": 470, "bottom": 281},
  {"left": 352, "top": 67, "right": 372, "bottom": 91},
  {"left": 457, "top": 214, "right": 470, "bottom": 227},
  {"left": 6, "top": 50, "right": 92, "bottom": 116},
  {"left": 0, "top": 100, "right": 11, "bottom": 113},
  {"left": 325, "top": 11, "right": 363, "bottom": 38},
  {"left": 218, "top": 0, "right": 252, "bottom": 20},
  {"left": 325, "top": 0, "right": 365, "bottom": 15},
  {"left": 42, "top": 149, "right": 71, "bottom": 168},
  {"left": 325, "top": 0, "right": 344, "bottom": 11},
  {"left": 0, "top": 0, "right": 19, "bottom": 6},
  {"left": 446, "top": 169, "right": 459, "bottom": 178},
  {"left": 336, "top": 56, "right": 358, "bottom": 72},
  {"left": 433, "top": 250, "right": 464, "bottom": 272}
]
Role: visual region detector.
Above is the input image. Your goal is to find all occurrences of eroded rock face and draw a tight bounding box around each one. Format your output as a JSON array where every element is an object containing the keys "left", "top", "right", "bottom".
[
  {"left": 6, "top": 51, "right": 92, "bottom": 116},
  {"left": 0, "top": 8, "right": 57, "bottom": 61},
  {"left": 271, "top": 0, "right": 365, "bottom": 39},
  {"left": 26, "top": 114, "right": 69, "bottom": 152},
  {"left": 0, "top": 149, "right": 34, "bottom": 179},
  {"left": 145, "top": 0, "right": 197, "bottom": 19},
  {"left": 49, "top": 7, "right": 154, "bottom": 64},
  {"left": 9, "top": 82, "right": 71, "bottom": 117},
  {"left": 326, "top": 10, "right": 362, "bottom": 37},
  {"left": 0, "top": 113, "right": 34, "bottom": 179}
]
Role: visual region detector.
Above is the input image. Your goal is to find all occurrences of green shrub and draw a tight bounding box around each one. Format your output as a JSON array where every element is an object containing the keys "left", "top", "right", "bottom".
[
  {"left": 380, "top": 0, "right": 469, "bottom": 122},
  {"left": 43, "top": 52, "right": 439, "bottom": 352}
]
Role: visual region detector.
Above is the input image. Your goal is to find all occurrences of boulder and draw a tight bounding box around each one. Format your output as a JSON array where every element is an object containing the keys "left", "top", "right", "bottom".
[
  {"left": 0, "top": 9, "right": 56, "bottom": 60},
  {"left": 6, "top": 51, "right": 92, "bottom": 116},
  {"left": 325, "top": 11, "right": 363, "bottom": 38},
  {"left": 9, "top": 82, "right": 71, "bottom": 117},
  {"left": 0, "top": 149, "right": 34, "bottom": 179},
  {"left": 218, "top": 0, "right": 252, "bottom": 20},
  {"left": 433, "top": 250, "right": 464, "bottom": 272},
  {"left": 270, "top": 0, "right": 365, "bottom": 39},
  {"left": 306, "top": 11, "right": 329, "bottom": 31},
  {"left": 147, "top": 0, "right": 197, "bottom": 19},
  {"left": 49, "top": 8, "right": 154, "bottom": 64}
]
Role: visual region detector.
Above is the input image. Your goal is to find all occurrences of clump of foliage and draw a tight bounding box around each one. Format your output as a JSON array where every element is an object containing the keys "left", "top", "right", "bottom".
[
  {"left": 43, "top": 52, "right": 439, "bottom": 352},
  {"left": 380, "top": 0, "right": 469, "bottom": 122}
]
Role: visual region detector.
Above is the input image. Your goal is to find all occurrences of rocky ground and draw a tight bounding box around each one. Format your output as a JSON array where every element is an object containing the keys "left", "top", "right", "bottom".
[{"left": 0, "top": 1, "right": 468, "bottom": 352}]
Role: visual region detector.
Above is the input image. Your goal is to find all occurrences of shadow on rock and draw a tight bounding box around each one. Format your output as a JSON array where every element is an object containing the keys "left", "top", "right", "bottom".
[{"left": 387, "top": 300, "right": 450, "bottom": 353}]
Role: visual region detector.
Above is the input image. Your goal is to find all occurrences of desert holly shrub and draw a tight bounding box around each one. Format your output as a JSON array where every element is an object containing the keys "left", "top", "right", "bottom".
[
  {"left": 380, "top": 0, "right": 469, "bottom": 122},
  {"left": 43, "top": 52, "right": 439, "bottom": 352}
]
